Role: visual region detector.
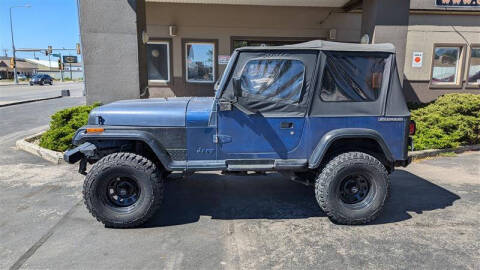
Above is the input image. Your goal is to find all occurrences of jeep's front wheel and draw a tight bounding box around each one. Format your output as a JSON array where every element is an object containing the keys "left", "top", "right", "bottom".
[
  {"left": 83, "top": 152, "right": 164, "bottom": 228},
  {"left": 315, "top": 152, "right": 389, "bottom": 225}
]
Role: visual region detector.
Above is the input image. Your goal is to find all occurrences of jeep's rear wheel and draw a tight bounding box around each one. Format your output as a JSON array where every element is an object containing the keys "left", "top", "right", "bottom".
[
  {"left": 83, "top": 152, "right": 164, "bottom": 228},
  {"left": 315, "top": 152, "right": 389, "bottom": 225}
]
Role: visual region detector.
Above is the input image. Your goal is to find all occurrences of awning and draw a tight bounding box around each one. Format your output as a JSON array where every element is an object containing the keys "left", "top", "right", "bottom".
[{"left": 146, "top": 0, "right": 351, "bottom": 7}]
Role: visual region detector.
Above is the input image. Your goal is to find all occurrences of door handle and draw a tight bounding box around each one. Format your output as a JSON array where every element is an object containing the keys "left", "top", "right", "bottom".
[{"left": 280, "top": 122, "right": 293, "bottom": 129}]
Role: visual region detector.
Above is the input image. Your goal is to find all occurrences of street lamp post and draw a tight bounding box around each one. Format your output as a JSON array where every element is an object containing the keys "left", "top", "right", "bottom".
[{"left": 9, "top": 4, "right": 31, "bottom": 84}]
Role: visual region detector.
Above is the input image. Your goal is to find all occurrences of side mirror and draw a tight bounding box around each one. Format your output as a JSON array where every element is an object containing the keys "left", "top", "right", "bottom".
[{"left": 232, "top": 77, "right": 242, "bottom": 97}]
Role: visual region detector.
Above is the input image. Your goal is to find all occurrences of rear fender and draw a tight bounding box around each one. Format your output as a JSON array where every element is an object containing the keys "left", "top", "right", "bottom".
[{"left": 308, "top": 128, "right": 393, "bottom": 169}]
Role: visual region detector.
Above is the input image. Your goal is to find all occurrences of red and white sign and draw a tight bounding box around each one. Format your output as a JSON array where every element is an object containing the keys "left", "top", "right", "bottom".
[
  {"left": 412, "top": 52, "right": 423, "bottom": 68},
  {"left": 218, "top": 55, "right": 231, "bottom": 65}
]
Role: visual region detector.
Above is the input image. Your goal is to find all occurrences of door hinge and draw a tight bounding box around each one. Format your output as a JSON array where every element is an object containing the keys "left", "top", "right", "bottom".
[
  {"left": 219, "top": 99, "right": 232, "bottom": 111},
  {"left": 213, "top": 134, "right": 232, "bottom": 144}
]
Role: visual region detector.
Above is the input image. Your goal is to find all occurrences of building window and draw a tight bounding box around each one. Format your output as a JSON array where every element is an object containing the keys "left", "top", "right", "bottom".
[
  {"left": 430, "top": 45, "right": 464, "bottom": 87},
  {"left": 320, "top": 52, "right": 388, "bottom": 102},
  {"left": 239, "top": 58, "right": 305, "bottom": 103},
  {"left": 185, "top": 42, "right": 215, "bottom": 83},
  {"left": 467, "top": 46, "right": 480, "bottom": 87},
  {"left": 147, "top": 41, "right": 170, "bottom": 83}
]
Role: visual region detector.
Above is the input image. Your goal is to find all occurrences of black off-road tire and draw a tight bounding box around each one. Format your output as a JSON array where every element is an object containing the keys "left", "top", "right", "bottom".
[
  {"left": 315, "top": 152, "right": 389, "bottom": 225},
  {"left": 83, "top": 152, "right": 165, "bottom": 228}
]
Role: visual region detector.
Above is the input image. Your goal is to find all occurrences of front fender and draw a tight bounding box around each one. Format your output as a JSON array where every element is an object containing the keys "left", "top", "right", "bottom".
[
  {"left": 308, "top": 128, "right": 394, "bottom": 169},
  {"left": 72, "top": 126, "right": 173, "bottom": 170}
]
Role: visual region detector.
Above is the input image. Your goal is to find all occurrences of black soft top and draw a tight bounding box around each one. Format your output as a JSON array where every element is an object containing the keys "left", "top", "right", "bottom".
[
  {"left": 227, "top": 41, "right": 409, "bottom": 117},
  {"left": 236, "top": 40, "right": 396, "bottom": 54}
]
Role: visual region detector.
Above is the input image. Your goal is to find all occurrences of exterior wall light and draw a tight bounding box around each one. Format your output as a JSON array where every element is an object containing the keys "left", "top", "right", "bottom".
[
  {"left": 142, "top": 31, "right": 149, "bottom": 44},
  {"left": 169, "top": 25, "right": 177, "bottom": 37}
]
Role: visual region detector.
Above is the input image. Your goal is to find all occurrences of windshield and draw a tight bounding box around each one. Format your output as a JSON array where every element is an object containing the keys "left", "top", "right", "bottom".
[{"left": 214, "top": 51, "right": 237, "bottom": 100}]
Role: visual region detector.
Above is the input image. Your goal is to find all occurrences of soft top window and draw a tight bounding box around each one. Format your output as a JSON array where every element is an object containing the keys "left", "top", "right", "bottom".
[
  {"left": 320, "top": 51, "right": 389, "bottom": 102},
  {"left": 240, "top": 58, "right": 305, "bottom": 103},
  {"left": 220, "top": 50, "right": 318, "bottom": 117}
]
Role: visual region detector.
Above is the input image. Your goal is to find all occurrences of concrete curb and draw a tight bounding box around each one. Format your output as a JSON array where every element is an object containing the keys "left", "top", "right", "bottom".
[
  {"left": 0, "top": 83, "right": 29, "bottom": 87},
  {"left": 16, "top": 132, "right": 64, "bottom": 164},
  {"left": 409, "top": 144, "right": 480, "bottom": 160},
  {"left": 0, "top": 95, "right": 63, "bottom": 108}
]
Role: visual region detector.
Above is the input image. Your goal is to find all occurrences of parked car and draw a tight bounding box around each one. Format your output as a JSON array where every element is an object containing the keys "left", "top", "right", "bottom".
[
  {"left": 64, "top": 40, "right": 414, "bottom": 228},
  {"left": 17, "top": 74, "right": 27, "bottom": 81},
  {"left": 30, "top": 74, "right": 53, "bottom": 85}
]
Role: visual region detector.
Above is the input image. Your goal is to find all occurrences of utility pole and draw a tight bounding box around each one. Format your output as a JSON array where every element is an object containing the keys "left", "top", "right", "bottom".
[
  {"left": 60, "top": 53, "right": 64, "bottom": 82},
  {"left": 69, "top": 57, "right": 73, "bottom": 80},
  {"left": 9, "top": 4, "right": 31, "bottom": 84},
  {"left": 47, "top": 45, "right": 52, "bottom": 71}
]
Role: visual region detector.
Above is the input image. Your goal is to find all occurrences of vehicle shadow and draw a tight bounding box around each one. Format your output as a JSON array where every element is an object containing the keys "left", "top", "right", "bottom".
[
  {"left": 143, "top": 170, "right": 460, "bottom": 228},
  {"left": 373, "top": 169, "right": 460, "bottom": 224}
]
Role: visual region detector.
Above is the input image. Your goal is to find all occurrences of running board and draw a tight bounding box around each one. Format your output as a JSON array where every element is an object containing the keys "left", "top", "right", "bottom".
[{"left": 226, "top": 159, "right": 307, "bottom": 171}]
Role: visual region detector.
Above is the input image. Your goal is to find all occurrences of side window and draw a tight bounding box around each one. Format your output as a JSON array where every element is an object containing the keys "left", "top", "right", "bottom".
[
  {"left": 185, "top": 42, "right": 215, "bottom": 83},
  {"left": 467, "top": 46, "right": 480, "bottom": 87},
  {"left": 147, "top": 41, "right": 170, "bottom": 83},
  {"left": 320, "top": 52, "right": 388, "bottom": 102},
  {"left": 240, "top": 59, "right": 305, "bottom": 103},
  {"left": 430, "top": 45, "right": 464, "bottom": 87}
]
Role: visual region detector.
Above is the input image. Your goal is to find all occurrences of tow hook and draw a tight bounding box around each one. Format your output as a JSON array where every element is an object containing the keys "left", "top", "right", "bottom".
[{"left": 79, "top": 158, "right": 88, "bottom": 175}]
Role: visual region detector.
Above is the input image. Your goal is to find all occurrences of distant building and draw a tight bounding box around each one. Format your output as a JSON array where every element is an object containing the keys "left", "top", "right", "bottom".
[
  {"left": 63, "top": 62, "right": 83, "bottom": 72},
  {"left": 24, "top": 59, "right": 60, "bottom": 71},
  {"left": 0, "top": 57, "right": 38, "bottom": 79}
]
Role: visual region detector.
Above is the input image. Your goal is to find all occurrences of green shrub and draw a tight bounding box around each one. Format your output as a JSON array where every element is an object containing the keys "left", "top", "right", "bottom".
[
  {"left": 39, "top": 103, "right": 101, "bottom": 152},
  {"left": 411, "top": 94, "right": 480, "bottom": 151}
]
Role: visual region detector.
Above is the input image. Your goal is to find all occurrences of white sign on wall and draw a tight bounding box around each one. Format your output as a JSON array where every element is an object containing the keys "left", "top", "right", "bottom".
[
  {"left": 218, "top": 55, "right": 231, "bottom": 65},
  {"left": 412, "top": 52, "right": 423, "bottom": 68}
]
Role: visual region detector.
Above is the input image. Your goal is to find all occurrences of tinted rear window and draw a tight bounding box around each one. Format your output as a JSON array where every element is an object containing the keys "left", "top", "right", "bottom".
[{"left": 320, "top": 52, "right": 389, "bottom": 102}]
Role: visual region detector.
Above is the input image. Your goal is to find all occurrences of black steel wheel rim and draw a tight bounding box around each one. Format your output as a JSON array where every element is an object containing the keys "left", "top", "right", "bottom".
[
  {"left": 106, "top": 177, "right": 140, "bottom": 208},
  {"left": 339, "top": 174, "right": 371, "bottom": 204}
]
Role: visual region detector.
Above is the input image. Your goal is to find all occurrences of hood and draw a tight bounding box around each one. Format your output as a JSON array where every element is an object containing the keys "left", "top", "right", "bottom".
[{"left": 88, "top": 97, "right": 214, "bottom": 127}]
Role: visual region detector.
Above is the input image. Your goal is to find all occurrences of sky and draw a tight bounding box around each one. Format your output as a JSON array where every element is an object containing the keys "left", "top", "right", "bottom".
[{"left": 0, "top": 0, "right": 80, "bottom": 60}]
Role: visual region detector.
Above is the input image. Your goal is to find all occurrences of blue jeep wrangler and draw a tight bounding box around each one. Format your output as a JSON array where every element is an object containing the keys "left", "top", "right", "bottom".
[{"left": 65, "top": 41, "right": 414, "bottom": 228}]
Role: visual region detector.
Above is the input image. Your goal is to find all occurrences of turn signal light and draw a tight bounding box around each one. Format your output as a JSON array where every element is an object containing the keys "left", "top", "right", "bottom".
[
  {"left": 409, "top": 121, "right": 416, "bottom": 135},
  {"left": 86, "top": 128, "right": 104, "bottom": 133}
]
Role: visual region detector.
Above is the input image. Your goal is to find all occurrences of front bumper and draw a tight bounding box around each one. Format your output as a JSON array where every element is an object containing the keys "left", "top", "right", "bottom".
[{"left": 63, "top": 142, "right": 96, "bottom": 164}]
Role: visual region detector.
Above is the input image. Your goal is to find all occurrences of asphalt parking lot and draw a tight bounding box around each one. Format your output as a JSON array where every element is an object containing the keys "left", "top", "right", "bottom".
[
  {"left": 0, "top": 82, "right": 84, "bottom": 106},
  {"left": 1, "top": 150, "right": 479, "bottom": 269}
]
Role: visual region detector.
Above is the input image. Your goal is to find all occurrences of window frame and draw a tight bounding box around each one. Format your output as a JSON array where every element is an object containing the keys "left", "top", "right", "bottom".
[
  {"left": 466, "top": 44, "right": 480, "bottom": 89},
  {"left": 237, "top": 57, "right": 306, "bottom": 104},
  {"left": 146, "top": 39, "right": 172, "bottom": 85},
  {"left": 183, "top": 39, "right": 218, "bottom": 84},
  {"left": 429, "top": 43, "right": 466, "bottom": 89}
]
